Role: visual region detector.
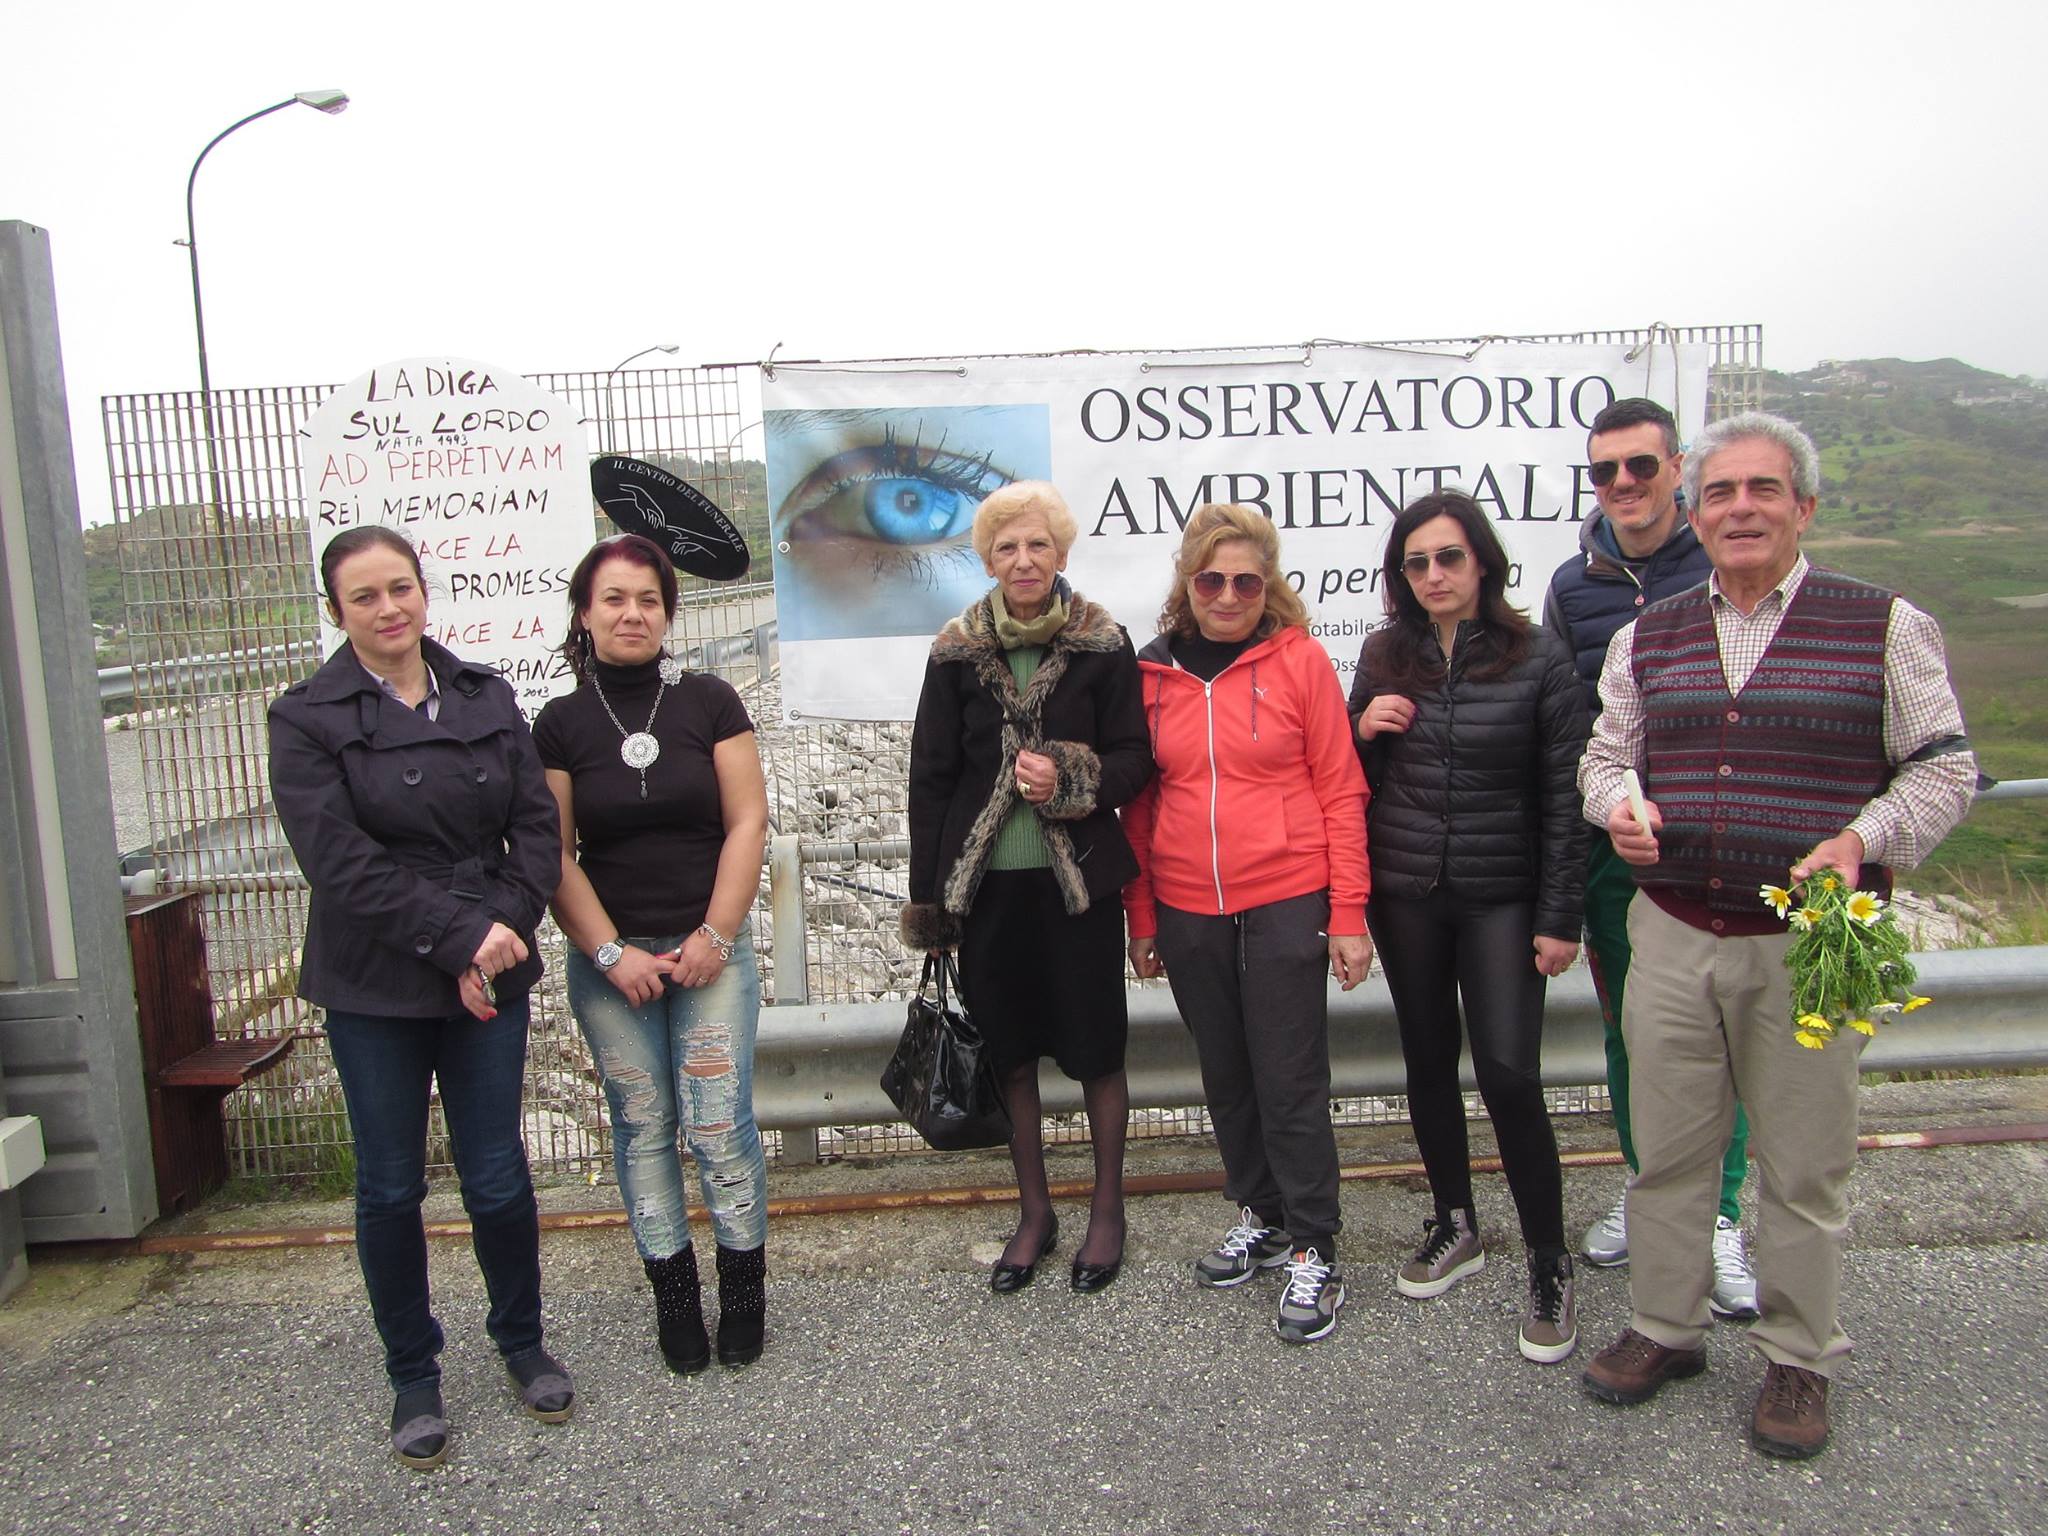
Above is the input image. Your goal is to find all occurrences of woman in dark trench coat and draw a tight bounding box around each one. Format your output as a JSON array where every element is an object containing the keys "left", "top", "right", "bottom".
[{"left": 267, "top": 526, "right": 570, "bottom": 1470}]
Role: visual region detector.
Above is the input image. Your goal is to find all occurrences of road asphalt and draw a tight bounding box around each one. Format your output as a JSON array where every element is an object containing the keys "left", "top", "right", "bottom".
[{"left": 3, "top": 1076, "right": 2044, "bottom": 1535}]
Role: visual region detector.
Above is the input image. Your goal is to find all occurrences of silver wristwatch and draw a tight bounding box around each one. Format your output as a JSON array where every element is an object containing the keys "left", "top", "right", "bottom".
[{"left": 593, "top": 940, "right": 624, "bottom": 972}]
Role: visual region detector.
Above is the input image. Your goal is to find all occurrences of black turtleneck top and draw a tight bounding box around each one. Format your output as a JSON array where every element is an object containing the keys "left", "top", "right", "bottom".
[
  {"left": 531, "top": 657, "right": 753, "bottom": 936},
  {"left": 1169, "top": 631, "right": 1256, "bottom": 682}
]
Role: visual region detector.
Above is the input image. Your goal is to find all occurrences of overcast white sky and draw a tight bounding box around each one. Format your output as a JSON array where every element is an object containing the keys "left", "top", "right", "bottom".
[{"left": 5, "top": 0, "right": 2045, "bottom": 525}]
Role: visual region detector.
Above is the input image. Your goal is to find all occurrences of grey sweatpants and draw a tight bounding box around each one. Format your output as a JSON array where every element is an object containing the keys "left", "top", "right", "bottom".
[{"left": 1155, "top": 890, "right": 1342, "bottom": 1255}]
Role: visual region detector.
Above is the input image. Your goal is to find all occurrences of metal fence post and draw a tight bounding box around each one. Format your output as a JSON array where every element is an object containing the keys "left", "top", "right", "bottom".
[{"left": 765, "top": 830, "right": 819, "bottom": 1162}]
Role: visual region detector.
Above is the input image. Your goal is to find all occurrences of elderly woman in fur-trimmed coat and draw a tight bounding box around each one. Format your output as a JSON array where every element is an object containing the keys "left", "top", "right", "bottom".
[{"left": 903, "top": 481, "right": 1153, "bottom": 1295}]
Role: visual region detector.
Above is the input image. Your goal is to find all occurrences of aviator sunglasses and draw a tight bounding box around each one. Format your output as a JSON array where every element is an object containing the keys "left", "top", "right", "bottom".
[
  {"left": 1587, "top": 453, "right": 1669, "bottom": 488},
  {"left": 1190, "top": 570, "right": 1266, "bottom": 599},
  {"left": 1401, "top": 546, "right": 1470, "bottom": 578}
]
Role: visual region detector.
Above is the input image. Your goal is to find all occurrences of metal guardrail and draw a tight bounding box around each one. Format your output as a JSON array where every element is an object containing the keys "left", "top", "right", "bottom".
[
  {"left": 755, "top": 779, "right": 2048, "bottom": 1158},
  {"left": 1975, "top": 778, "right": 2048, "bottom": 803},
  {"left": 100, "top": 639, "right": 323, "bottom": 706},
  {"left": 100, "top": 623, "right": 776, "bottom": 711},
  {"left": 752, "top": 945, "right": 2048, "bottom": 1136}
]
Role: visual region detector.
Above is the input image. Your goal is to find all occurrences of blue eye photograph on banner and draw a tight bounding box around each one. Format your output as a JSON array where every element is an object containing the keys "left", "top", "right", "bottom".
[{"left": 765, "top": 404, "right": 1052, "bottom": 642}]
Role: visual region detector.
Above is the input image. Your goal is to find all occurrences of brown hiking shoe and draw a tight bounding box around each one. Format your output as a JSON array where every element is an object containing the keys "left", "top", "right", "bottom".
[
  {"left": 1581, "top": 1327, "right": 1708, "bottom": 1405},
  {"left": 1751, "top": 1362, "right": 1831, "bottom": 1458}
]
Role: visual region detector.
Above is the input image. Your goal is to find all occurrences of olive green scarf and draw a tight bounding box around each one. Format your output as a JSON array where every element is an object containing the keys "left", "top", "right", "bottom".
[{"left": 990, "top": 586, "right": 1068, "bottom": 650}]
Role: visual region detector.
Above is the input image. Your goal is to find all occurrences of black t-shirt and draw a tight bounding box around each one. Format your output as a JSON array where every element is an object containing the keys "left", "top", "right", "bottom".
[
  {"left": 1169, "top": 631, "right": 1256, "bottom": 682},
  {"left": 532, "top": 658, "right": 753, "bottom": 937}
]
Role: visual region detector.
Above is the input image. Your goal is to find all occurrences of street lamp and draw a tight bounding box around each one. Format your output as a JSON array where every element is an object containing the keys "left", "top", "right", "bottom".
[
  {"left": 184, "top": 91, "right": 350, "bottom": 408},
  {"left": 602, "top": 343, "right": 680, "bottom": 452},
  {"left": 180, "top": 89, "right": 347, "bottom": 649}
]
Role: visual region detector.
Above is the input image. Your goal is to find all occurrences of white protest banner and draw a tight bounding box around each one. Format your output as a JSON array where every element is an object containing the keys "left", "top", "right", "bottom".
[
  {"left": 762, "top": 340, "right": 1709, "bottom": 721},
  {"left": 301, "top": 357, "right": 590, "bottom": 715}
]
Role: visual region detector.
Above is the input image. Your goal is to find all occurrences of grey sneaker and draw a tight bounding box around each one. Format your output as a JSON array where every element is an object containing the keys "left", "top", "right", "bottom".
[
  {"left": 1709, "top": 1216, "right": 1760, "bottom": 1320},
  {"left": 1274, "top": 1248, "right": 1344, "bottom": 1344},
  {"left": 1580, "top": 1187, "right": 1629, "bottom": 1267},
  {"left": 1396, "top": 1209, "right": 1485, "bottom": 1299},
  {"left": 1519, "top": 1251, "right": 1578, "bottom": 1364},
  {"left": 1194, "top": 1207, "right": 1293, "bottom": 1289}
]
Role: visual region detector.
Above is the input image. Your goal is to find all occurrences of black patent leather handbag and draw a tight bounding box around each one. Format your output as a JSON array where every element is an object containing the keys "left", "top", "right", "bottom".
[{"left": 880, "top": 954, "right": 1014, "bottom": 1151}]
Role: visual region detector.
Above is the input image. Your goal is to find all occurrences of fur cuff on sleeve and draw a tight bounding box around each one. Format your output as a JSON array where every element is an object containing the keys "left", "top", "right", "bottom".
[
  {"left": 1038, "top": 739, "right": 1102, "bottom": 821},
  {"left": 899, "top": 902, "right": 963, "bottom": 952}
]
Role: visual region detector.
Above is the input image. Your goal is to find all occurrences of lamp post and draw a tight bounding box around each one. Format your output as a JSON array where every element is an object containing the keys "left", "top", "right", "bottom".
[
  {"left": 602, "top": 343, "right": 680, "bottom": 453},
  {"left": 180, "top": 89, "right": 347, "bottom": 652},
  {"left": 185, "top": 91, "right": 350, "bottom": 411}
]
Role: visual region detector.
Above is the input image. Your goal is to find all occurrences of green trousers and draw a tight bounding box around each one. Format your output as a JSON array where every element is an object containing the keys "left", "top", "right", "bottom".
[{"left": 1583, "top": 838, "right": 1749, "bottom": 1222}]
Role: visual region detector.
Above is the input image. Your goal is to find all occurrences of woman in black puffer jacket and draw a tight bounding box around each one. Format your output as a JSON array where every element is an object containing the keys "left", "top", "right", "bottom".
[{"left": 1349, "top": 490, "right": 1590, "bottom": 1365}]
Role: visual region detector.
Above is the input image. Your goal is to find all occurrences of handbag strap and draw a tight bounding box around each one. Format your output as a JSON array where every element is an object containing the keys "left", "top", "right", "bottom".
[{"left": 916, "top": 951, "right": 967, "bottom": 1011}]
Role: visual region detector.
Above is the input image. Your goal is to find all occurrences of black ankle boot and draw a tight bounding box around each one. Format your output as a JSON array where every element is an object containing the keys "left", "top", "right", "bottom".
[
  {"left": 714, "top": 1243, "right": 766, "bottom": 1367},
  {"left": 645, "top": 1246, "right": 710, "bottom": 1374}
]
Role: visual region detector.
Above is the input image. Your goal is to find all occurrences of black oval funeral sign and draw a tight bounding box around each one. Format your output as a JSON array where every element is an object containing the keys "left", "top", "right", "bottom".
[{"left": 590, "top": 455, "right": 751, "bottom": 580}]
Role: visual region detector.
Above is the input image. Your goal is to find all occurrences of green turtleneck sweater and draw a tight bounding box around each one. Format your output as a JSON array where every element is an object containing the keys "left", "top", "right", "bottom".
[{"left": 988, "top": 644, "right": 1051, "bottom": 870}]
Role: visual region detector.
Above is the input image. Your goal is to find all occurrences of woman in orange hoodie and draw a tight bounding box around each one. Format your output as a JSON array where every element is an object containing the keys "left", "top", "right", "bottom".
[{"left": 1123, "top": 503, "right": 1372, "bottom": 1345}]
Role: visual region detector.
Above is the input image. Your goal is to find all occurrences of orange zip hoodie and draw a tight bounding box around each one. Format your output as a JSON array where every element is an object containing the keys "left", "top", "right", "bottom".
[{"left": 1121, "top": 624, "right": 1369, "bottom": 940}]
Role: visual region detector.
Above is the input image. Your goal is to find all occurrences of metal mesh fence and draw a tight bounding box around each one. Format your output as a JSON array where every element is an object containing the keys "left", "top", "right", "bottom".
[
  {"left": 104, "top": 367, "right": 772, "bottom": 1180},
  {"left": 102, "top": 328, "right": 1758, "bottom": 1180}
]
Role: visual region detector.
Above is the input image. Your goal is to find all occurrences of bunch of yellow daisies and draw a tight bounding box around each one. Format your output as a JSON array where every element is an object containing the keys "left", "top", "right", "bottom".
[{"left": 1760, "top": 875, "right": 1930, "bottom": 1049}]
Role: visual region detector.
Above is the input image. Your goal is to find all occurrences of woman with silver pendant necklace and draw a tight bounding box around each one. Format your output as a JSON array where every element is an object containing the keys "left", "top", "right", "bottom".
[{"left": 531, "top": 533, "right": 773, "bottom": 1372}]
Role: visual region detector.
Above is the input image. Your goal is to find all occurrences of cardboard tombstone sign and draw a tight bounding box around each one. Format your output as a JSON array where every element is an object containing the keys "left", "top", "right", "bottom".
[{"left": 590, "top": 455, "right": 750, "bottom": 580}]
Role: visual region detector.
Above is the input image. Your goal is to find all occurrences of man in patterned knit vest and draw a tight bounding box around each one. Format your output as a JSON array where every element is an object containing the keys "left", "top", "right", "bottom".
[{"left": 1575, "top": 411, "right": 1975, "bottom": 1458}]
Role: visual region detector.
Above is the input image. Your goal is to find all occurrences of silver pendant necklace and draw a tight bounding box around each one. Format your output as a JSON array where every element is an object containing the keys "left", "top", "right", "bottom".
[{"left": 591, "top": 655, "right": 685, "bottom": 799}]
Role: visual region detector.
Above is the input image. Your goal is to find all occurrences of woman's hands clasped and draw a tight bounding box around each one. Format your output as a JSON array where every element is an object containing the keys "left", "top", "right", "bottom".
[
  {"left": 604, "top": 932, "right": 729, "bottom": 1006},
  {"left": 463, "top": 922, "right": 530, "bottom": 1021},
  {"left": 457, "top": 969, "right": 497, "bottom": 1021},
  {"left": 603, "top": 945, "right": 673, "bottom": 1006},
  {"left": 666, "top": 927, "right": 730, "bottom": 991},
  {"left": 472, "top": 921, "right": 528, "bottom": 977}
]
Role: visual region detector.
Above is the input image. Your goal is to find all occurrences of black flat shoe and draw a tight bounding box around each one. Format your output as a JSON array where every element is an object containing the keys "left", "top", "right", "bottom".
[
  {"left": 507, "top": 1350, "right": 575, "bottom": 1423},
  {"left": 990, "top": 1219, "right": 1058, "bottom": 1294},
  {"left": 1070, "top": 1253, "right": 1123, "bottom": 1294},
  {"left": 391, "top": 1384, "right": 449, "bottom": 1471}
]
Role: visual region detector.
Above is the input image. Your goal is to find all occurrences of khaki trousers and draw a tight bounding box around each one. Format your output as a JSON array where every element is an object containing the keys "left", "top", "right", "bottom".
[{"left": 1622, "top": 897, "right": 1866, "bottom": 1376}]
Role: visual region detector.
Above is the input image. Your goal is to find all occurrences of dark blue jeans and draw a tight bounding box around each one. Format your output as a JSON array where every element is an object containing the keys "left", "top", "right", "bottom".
[{"left": 325, "top": 998, "right": 545, "bottom": 1393}]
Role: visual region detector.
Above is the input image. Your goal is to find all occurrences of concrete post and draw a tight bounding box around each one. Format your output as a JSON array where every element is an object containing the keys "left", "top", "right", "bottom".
[{"left": 0, "top": 220, "right": 157, "bottom": 1242}]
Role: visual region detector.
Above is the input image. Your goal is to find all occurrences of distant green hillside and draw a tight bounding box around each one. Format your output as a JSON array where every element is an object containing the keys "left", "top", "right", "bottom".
[
  {"left": 1770, "top": 358, "right": 2048, "bottom": 890},
  {"left": 83, "top": 455, "right": 773, "bottom": 654}
]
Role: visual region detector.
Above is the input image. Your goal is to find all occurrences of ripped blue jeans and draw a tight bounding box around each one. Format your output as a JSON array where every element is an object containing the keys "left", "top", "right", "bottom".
[{"left": 564, "top": 927, "right": 768, "bottom": 1259}]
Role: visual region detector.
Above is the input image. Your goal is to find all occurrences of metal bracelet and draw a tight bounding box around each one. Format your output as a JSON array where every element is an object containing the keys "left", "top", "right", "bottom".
[{"left": 695, "top": 922, "right": 735, "bottom": 962}]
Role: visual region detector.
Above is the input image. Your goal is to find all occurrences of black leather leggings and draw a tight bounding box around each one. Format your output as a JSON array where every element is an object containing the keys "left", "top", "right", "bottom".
[{"left": 1368, "top": 889, "right": 1565, "bottom": 1252}]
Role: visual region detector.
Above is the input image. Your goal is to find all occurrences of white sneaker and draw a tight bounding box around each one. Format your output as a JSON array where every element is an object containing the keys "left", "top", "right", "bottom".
[
  {"left": 1709, "top": 1215, "right": 1760, "bottom": 1320},
  {"left": 1580, "top": 1188, "right": 1629, "bottom": 1267}
]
